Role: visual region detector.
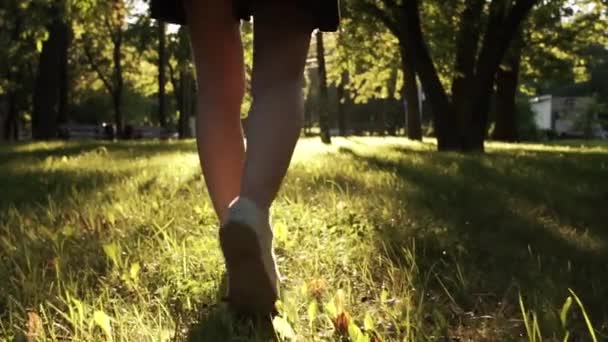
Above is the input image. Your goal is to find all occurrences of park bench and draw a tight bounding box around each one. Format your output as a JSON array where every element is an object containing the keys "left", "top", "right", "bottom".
[
  {"left": 123, "top": 125, "right": 177, "bottom": 139},
  {"left": 58, "top": 124, "right": 104, "bottom": 140}
]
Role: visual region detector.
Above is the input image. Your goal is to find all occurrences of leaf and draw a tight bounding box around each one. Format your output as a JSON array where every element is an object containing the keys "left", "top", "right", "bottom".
[
  {"left": 380, "top": 289, "right": 389, "bottom": 304},
  {"left": 272, "top": 316, "right": 295, "bottom": 340},
  {"left": 335, "top": 289, "right": 346, "bottom": 312},
  {"left": 106, "top": 212, "right": 116, "bottom": 226},
  {"left": 307, "top": 301, "right": 318, "bottom": 325},
  {"left": 71, "top": 298, "right": 85, "bottom": 326},
  {"left": 560, "top": 296, "right": 573, "bottom": 327},
  {"left": 325, "top": 299, "right": 337, "bottom": 318},
  {"left": 332, "top": 312, "right": 350, "bottom": 336},
  {"left": 61, "top": 225, "right": 75, "bottom": 237},
  {"left": 102, "top": 242, "right": 120, "bottom": 267},
  {"left": 364, "top": 312, "right": 374, "bottom": 331},
  {"left": 93, "top": 310, "right": 113, "bottom": 342},
  {"left": 129, "top": 263, "right": 141, "bottom": 281},
  {"left": 348, "top": 321, "right": 367, "bottom": 342}
]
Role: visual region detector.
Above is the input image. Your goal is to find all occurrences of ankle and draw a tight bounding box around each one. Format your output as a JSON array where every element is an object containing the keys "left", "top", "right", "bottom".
[{"left": 227, "top": 196, "right": 270, "bottom": 227}]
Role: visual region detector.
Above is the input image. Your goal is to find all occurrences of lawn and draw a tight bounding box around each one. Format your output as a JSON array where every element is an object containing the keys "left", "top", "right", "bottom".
[{"left": 0, "top": 137, "right": 607, "bottom": 341}]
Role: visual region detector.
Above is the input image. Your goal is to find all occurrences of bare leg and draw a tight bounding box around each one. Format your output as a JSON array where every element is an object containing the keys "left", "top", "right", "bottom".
[
  {"left": 240, "top": 2, "right": 314, "bottom": 212},
  {"left": 217, "top": 2, "right": 314, "bottom": 314},
  {"left": 185, "top": 0, "right": 245, "bottom": 223}
]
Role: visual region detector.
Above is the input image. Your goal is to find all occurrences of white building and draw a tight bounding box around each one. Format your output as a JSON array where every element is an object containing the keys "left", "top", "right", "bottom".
[{"left": 529, "top": 95, "right": 603, "bottom": 137}]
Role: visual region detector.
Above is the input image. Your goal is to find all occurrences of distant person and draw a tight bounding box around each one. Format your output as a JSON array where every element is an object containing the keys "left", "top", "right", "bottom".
[{"left": 150, "top": 0, "right": 339, "bottom": 315}]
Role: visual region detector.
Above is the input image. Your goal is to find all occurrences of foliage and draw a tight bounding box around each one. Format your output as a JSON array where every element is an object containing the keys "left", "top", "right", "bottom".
[
  {"left": 520, "top": 0, "right": 608, "bottom": 95},
  {"left": 516, "top": 98, "right": 542, "bottom": 141},
  {"left": 2, "top": 0, "right": 607, "bottom": 142},
  {"left": 572, "top": 95, "right": 608, "bottom": 139},
  {"left": 327, "top": 15, "right": 402, "bottom": 103}
]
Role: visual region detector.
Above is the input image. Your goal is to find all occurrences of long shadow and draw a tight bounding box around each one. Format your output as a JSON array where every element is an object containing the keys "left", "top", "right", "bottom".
[
  {"left": 339, "top": 146, "right": 608, "bottom": 335},
  {"left": 0, "top": 167, "right": 132, "bottom": 213},
  {"left": 0, "top": 140, "right": 197, "bottom": 212},
  {"left": 0, "top": 140, "right": 196, "bottom": 164}
]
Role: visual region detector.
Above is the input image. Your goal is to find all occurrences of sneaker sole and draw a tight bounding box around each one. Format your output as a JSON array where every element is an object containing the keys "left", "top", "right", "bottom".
[{"left": 219, "top": 221, "right": 277, "bottom": 315}]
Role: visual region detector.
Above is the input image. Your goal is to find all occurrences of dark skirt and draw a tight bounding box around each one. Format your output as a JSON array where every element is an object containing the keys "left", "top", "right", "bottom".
[{"left": 150, "top": 0, "right": 340, "bottom": 32}]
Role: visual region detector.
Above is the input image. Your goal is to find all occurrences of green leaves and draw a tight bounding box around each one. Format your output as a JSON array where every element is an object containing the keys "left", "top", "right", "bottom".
[
  {"left": 92, "top": 310, "right": 113, "bottom": 342},
  {"left": 102, "top": 242, "right": 120, "bottom": 267},
  {"left": 307, "top": 300, "right": 318, "bottom": 328}
]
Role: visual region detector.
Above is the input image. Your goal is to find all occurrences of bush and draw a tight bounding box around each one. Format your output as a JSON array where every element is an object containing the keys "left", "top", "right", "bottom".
[{"left": 516, "top": 99, "right": 543, "bottom": 141}]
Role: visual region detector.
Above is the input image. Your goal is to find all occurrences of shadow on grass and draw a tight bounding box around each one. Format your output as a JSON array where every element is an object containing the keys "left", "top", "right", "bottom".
[
  {"left": 0, "top": 139, "right": 196, "bottom": 164},
  {"left": 0, "top": 140, "right": 196, "bottom": 212},
  {"left": 0, "top": 167, "right": 133, "bottom": 213},
  {"left": 185, "top": 277, "right": 277, "bottom": 342},
  {"left": 338, "top": 145, "right": 608, "bottom": 336},
  {"left": 186, "top": 308, "right": 276, "bottom": 342}
]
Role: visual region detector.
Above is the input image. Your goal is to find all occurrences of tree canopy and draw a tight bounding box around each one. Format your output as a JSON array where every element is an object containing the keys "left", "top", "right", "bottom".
[{"left": 0, "top": 0, "right": 606, "bottom": 149}]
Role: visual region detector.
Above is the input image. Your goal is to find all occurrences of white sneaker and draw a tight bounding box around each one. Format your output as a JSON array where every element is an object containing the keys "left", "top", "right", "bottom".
[{"left": 219, "top": 197, "right": 279, "bottom": 314}]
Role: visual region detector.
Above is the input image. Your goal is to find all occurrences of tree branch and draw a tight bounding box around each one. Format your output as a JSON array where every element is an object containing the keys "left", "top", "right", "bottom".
[
  {"left": 83, "top": 40, "right": 114, "bottom": 95},
  {"left": 476, "top": 0, "right": 539, "bottom": 86},
  {"left": 451, "top": 0, "right": 485, "bottom": 96},
  {"left": 360, "top": 1, "right": 401, "bottom": 38}
]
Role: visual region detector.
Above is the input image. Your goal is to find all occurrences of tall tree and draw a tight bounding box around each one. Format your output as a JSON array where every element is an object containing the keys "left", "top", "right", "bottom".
[
  {"left": 360, "top": 0, "right": 538, "bottom": 151},
  {"left": 168, "top": 27, "right": 195, "bottom": 138},
  {"left": 157, "top": 20, "right": 167, "bottom": 128},
  {"left": 492, "top": 31, "right": 524, "bottom": 142},
  {"left": 333, "top": 5, "right": 422, "bottom": 140},
  {"left": 81, "top": 0, "right": 127, "bottom": 136},
  {"left": 32, "top": 0, "right": 70, "bottom": 140},
  {"left": 492, "top": 0, "right": 608, "bottom": 141},
  {"left": 316, "top": 31, "right": 332, "bottom": 144},
  {"left": 0, "top": 4, "right": 24, "bottom": 141},
  {"left": 1, "top": 0, "right": 58, "bottom": 141}
]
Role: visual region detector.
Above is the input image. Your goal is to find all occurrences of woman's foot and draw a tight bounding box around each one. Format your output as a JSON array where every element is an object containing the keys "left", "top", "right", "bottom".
[{"left": 219, "top": 197, "right": 278, "bottom": 315}]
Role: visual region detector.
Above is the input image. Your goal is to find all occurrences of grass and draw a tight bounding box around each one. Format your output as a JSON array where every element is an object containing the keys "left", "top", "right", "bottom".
[{"left": 0, "top": 137, "right": 607, "bottom": 341}]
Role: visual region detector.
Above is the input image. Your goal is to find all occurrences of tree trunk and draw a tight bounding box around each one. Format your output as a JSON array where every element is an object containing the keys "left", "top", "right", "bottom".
[
  {"left": 316, "top": 31, "right": 331, "bottom": 144},
  {"left": 57, "top": 22, "right": 70, "bottom": 125},
  {"left": 178, "top": 68, "right": 194, "bottom": 139},
  {"left": 400, "top": 2, "right": 458, "bottom": 150},
  {"left": 113, "top": 29, "right": 124, "bottom": 136},
  {"left": 3, "top": 93, "right": 19, "bottom": 141},
  {"left": 32, "top": 15, "right": 68, "bottom": 140},
  {"left": 400, "top": 46, "right": 422, "bottom": 141},
  {"left": 2, "top": 40, "right": 20, "bottom": 141},
  {"left": 464, "top": 0, "right": 537, "bottom": 151},
  {"left": 158, "top": 21, "right": 167, "bottom": 128},
  {"left": 451, "top": 0, "right": 484, "bottom": 149},
  {"left": 492, "top": 32, "right": 523, "bottom": 142},
  {"left": 402, "top": 0, "right": 537, "bottom": 152}
]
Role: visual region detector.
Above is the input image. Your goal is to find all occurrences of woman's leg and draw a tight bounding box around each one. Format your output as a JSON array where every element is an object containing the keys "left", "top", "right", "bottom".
[
  {"left": 184, "top": 0, "right": 245, "bottom": 223},
  {"left": 219, "top": 2, "right": 314, "bottom": 314},
  {"left": 240, "top": 1, "right": 314, "bottom": 212}
]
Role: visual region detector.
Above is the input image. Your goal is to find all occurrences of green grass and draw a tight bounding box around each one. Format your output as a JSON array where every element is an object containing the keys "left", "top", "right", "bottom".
[{"left": 0, "top": 137, "right": 607, "bottom": 341}]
